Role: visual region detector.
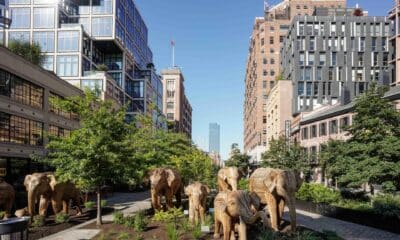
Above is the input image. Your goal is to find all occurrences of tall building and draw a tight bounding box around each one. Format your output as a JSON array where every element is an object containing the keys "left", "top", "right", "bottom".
[
  {"left": 389, "top": 0, "right": 400, "bottom": 86},
  {"left": 0, "top": 46, "right": 83, "bottom": 184},
  {"left": 244, "top": 0, "right": 346, "bottom": 163},
  {"left": 281, "top": 8, "right": 393, "bottom": 115},
  {"left": 209, "top": 123, "right": 220, "bottom": 154},
  {"left": 4, "top": 0, "right": 163, "bottom": 120},
  {"left": 161, "top": 68, "right": 192, "bottom": 139}
]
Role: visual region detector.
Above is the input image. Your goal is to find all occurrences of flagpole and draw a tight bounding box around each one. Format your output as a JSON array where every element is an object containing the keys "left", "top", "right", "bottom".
[{"left": 171, "top": 40, "right": 175, "bottom": 68}]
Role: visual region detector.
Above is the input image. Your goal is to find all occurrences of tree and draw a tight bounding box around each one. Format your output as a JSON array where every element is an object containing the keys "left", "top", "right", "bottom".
[
  {"left": 8, "top": 40, "right": 44, "bottom": 65},
  {"left": 44, "top": 89, "right": 135, "bottom": 225},
  {"left": 320, "top": 83, "right": 400, "bottom": 190},
  {"left": 261, "top": 136, "right": 309, "bottom": 174},
  {"left": 225, "top": 143, "right": 251, "bottom": 176}
]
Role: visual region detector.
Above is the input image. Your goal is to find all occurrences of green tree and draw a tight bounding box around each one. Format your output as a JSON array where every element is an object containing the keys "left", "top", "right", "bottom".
[
  {"left": 44, "top": 89, "right": 135, "bottom": 225},
  {"left": 261, "top": 136, "right": 309, "bottom": 173},
  {"left": 8, "top": 40, "right": 43, "bottom": 65},
  {"left": 225, "top": 143, "right": 251, "bottom": 176}
]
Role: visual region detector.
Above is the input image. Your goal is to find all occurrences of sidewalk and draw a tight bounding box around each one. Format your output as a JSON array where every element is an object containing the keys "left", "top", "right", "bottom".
[
  {"left": 283, "top": 209, "right": 400, "bottom": 240},
  {"left": 40, "top": 191, "right": 151, "bottom": 240}
]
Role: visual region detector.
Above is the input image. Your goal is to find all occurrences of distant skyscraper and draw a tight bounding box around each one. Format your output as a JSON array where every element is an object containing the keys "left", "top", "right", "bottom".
[{"left": 209, "top": 123, "right": 220, "bottom": 154}]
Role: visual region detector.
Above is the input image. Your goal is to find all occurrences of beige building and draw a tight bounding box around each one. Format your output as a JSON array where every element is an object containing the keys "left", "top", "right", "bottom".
[
  {"left": 161, "top": 68, "right": 192, "bottom": 139},
  {"left": 265, "top": 80, "right": 293, "bottom": 149},
  {"left": 244, "top": 0, "right": 347, "bottom": 163},
  {"left": 0, "top": 46, "right": 83, "bottom": 184},
  {"left": 389, "top": 0, "right": 400, "bottom": 86}
]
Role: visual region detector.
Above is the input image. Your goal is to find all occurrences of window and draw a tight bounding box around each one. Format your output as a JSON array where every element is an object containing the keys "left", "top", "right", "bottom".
[
  {"left": 41, "top": 56, "right": 54, "bottom": 71},
  {"left": 270, "top": 70, "right": 275, "bottom": 76},
  {"left": 263, "top": 70, "right": 268, "bottom": 76},
  {"left": 0, "top": 112, "right": 43, "bottom": 146},
  {"left": 10, "top": 0, "right": 30, "bottom": 3},
  {"left": 301, "top": 127, "right": 308, "bottom": 140},
  {"left": 10, "top": 8, "right": 30, "bottom": 29},
  {"left": 316, "top": 68, "right": 322, "bottom": 81},
  {"left": 33, "top": 31, "right": 54, "bottom": 52},
  {"left": 329, "top": 120, "right": 338, "bottom": 134},
  {"left": 269, "top": 37, "right": 274, "bottom": 44},
  {"left": 319, "top": 53, "right": 326, "bottom": 65},
  {"left": 49, "top": 125, "right": 70, "bottom": 138},
  {"left": 358, "top": 53, "right": 364, "bottom": 66},
  {"left": 298, "top": 82, "right": 304, "bottom": 96},
  {"left": 383, "top": 52, "right": 389, "bottom": 66},
  {"left": 330, "top": 23, "right": 336, "bottom": 35},
  {"left": 58, "top": 31, "right": 79, "bottom": 52},
  {"left": 261, "top": 38, "right": 264, "bottom": 46},
  {"left": 372, "top": 37, "right": 377, "bottom": 51},
  {"left": 82, "top": 79, "right": 102, "bottom": 90},
  {"left": 360, "top": 37, "right": 365, "bottom": 51},
  {"left": 57, "top": 55, "right": 79, "bottom": 77},
  {"left": 299, "top": 53, "right": 305, "bottom": 65},
  {"left": 92, "top": 17, "right": 113, "bottom": 37},
  {"left": 306, "top": 82, "right": 312, "bottom": 96},
  {"left": 382, "top": 37, "right": 387, "bottom": 51},
  {"left": 305, "top": 68, "right": 311, "bottom": 81},
  {"left": 340, "top": 116, "right": 349, "bottom": 130},
  {"left": 133, "top": 81, "right": 144, "bottom": 98},
  {"left": 311, "top": 125, "right": 317, "bottom": 138},
  {"left": 319, "top": 122, "right": 326, "bottom": 136},
  {"left": 270, "top": 58, "right": 275, "bottom": 64},
  {"left": 310, "top": 37, "right": 315, "bottom": 51},
  {"left": 92, "top": 0, "right": 112, "bottom": 14},
  {"left": 331, "top": 52, "right": 337, "bottom": 66},
  {"left": 33, "top": 8, "right": 54, "bottom": 28},
  {"left": 166, "top": 102, "right": 174, "bottom": 109},
  {"left": 9, "top": 31, "right": 30, "bottom": 42},
  {"left": 313, "top": 82, "right": 318, "bottom": 95},
  {"left": 263, "top": 81, "right": 267, "bottom": 89},
  {"left": 328, "top": 68, "right": 333, "bottom": 81},
  {"left": 263, "top": 58, "right": 267, "bottom": 64},
  {"left": 375, "top": 23, "right": 381, "bottom": 36},
  {"left": 167, "top": 113, "right": 174, "bottom": 120},
  {"left": 310, "top": 146, "right": 317, "bottom": 163}
]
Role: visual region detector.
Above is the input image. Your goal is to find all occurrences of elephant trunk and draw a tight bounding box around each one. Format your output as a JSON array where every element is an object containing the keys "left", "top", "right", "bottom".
[
  {"left": 240, "top": 211, "right": 262, "bottom": 225},
  {"left": 28, "top": 188, "right": 37, "bottom": 216}
]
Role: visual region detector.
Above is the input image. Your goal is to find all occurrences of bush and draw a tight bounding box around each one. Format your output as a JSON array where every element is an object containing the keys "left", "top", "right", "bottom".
[
  {"left": 255, "top": 227, "right": 274, "bottom": 240},
  {"left": 84, "top": 201, "right": 95, "bottom": 209},
  {"left": 239, "top": 178, "right": 249, "bottom": 190},
  {"left": 113, "top": 211, "right": 124, "bottom": 224},
  {"left": 123, "top": 216, "right": 135, "bottom": 228},
  {"left": 8, "top": 40, "right": 43, "bottom": 65},
  {"left": 117, "top": 232, "right": 130, "bottom": 240},
  {"left": 191, "top": 224, "right": 202, "bottom": 239},
  {"left": 133, "top": 211, "right": 148, "bottom": 232},
  {"left": 166, "top": 223, "right": 179, "bottom": 240},
  {"left": 296, "top": 183, "right": 341, "bottom": 204},
  {"left": 101, "top": 200, "right": 108, "bottom": 208},
  {"left": 55, "top": 213, "right": 70, "bottom": 223},
  {"left": 372, "top": 194, "right": 400, "bottom": 219},
  {"left": 31, "top": 215, "right": 45, "bottom": 228},
  {"left": 322, "top": 230, "right": 342, "bottom": 240},
  {"left": 153, "top": 208, "right": 184, "bottom": 223},
  {"left": 333, "top": 199, "right": 372, "bottom": 212}
]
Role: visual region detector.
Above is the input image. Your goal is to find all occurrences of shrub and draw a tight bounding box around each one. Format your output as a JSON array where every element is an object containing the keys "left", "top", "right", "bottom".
[
  {"left": 322, "top": 230, "right": 342, "bottom": 240},
  {"left": 191, "top": 224, "right": 202, "bottom": 239},
  {"left": 166, "top": 223, "right": 179, "bottom": 240},
  {"left": 255, "top": 227, "right": 274, "bottom": 240},
  {"left": 296, "top": 183, "right": 341, "bottom": 204},
  {"left": 239, "top": 178, "right": 249, "bottom": 191},
  {"left": 31, "top": 215, "right": 45, "bottom": 228},
  {"left": 8, "top": 40, "right": 44, "bottom": 65},
  {"left": 372, "top": 194, "right": 400, "bottom": 219},
  {"left": 117, "top": 232, "right": 130, "bottom": 240},
  {"left": 101, "top": 200, "right": 108, "bottom": 208},
  {"left": 297, "top": 230, "right": 321, "bottom": 240},
  {"left": 153, "top": 208, "right": 184, "bottom": 223},
  {"left": 84, "top": 201, "right": 95, "bottom": 209},
  {"left": 123, "top": 216, "right": 135, "bottom": 228},
  {"left": 113, "top": 211, "right": 124, "bottom": 224},
  {"left": 333, "top": 199, "right": 372, "bottom": 212},
  {"left": 133, "top": 211, "right": 148, "bottom": 232},
  {"left": 204, "top": 214, "right": 214, "bottom": 226},
  {"left": 96, "top": 64, "right": 109, "bottom": 71},
  {"left": 55, "top": 212, "right": 70, "bottom": 223}
]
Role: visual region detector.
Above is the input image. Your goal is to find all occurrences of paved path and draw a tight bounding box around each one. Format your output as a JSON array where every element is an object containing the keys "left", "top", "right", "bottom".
[
  {"left": 283, "top": 209, "right": 400, "bottom": 240},
  {"left": 40, "top": 191, "right": 151, "bottom": 240}
]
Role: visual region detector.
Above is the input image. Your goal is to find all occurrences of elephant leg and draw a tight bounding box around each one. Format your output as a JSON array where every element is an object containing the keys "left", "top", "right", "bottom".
[
  {"left": 286, "top": 196, "right": 297, "bottom": 231},
  {"left": 222, "top": 219, "right": 232, "bottom": 240},
  {"left": 238, "top": 218, "right": 247, "bottom": 240},
  {"left": 214, "top": 219, "right": 221, "bottom": 239},
  {"left": 278, "top": 198, "right": 285, "bottom": 225},
  {"left": 266, "top": 193, "right": 279, "bottom": 231},
  {"left": 151, "top": 189, "right": 160, "bottom": 210},
  {"left": 188, "top": 203, "right": 195, "bottom": 224},
  {"left": 39, "top": 196, "right": 50, "bottom": 216},
  {"left": 175, "top": 188, "right": 182, "bottom": 207},
  {"left": 199, "top": 206, "right": 206, "bottom": 225},
  {"left": 166, "top": 190, "right": 174, "bottom": 209},
  {"left": 74, "top": 196, "right": 83, "bottom": 215},
  {"left": 62, "top": 200, "right": 69, "bottom": 214}
]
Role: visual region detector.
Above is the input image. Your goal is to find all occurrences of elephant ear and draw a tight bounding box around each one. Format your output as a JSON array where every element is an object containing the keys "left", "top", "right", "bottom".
[
  {"left": 204, "top": 185, "right": 211, "bottom": 195},
  {"left": 184, "top": 185, "right": 191, "bottom": 196},
  {"left": 47, "top": 174, "right": 57, "bottom": 190},
  {"left": 23, "top": 175, "right": 32, "bottom": 190},
  {"left": 263, "top": 172, "right": 278, "bottom": 193}
]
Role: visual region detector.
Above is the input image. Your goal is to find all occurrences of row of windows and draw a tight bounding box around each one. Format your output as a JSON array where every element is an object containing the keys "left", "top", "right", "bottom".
[
  {"left": 10, "top": 0, "right": 113, "bottom": 14},
  {"left": 0, "top": 112, "right": 43, "bottom": 146},
  {"left": 0, "top": 69, "right": 44, "bottom": 109},
  {"left": 49, "top": 92, "right": 79, "bottom": 121},
  {"left": 299, "top": 51, "right": 389, "bottom": 67},
  {"left": 298, "top": 22, "right": 391, "bottom": 37},
  {"left": 11, "top": 7, "right": 54, "bottom": 29},
  {"left": 301, "top": 117, "right": 350, "bottom": 140},
  {"left": 49, "top": 125, "right": 70, "bottom": 138}
]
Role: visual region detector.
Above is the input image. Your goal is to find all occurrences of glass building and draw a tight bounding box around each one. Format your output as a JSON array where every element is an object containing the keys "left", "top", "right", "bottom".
[
  {"left": 4, "top": 0, "right": 163, "bottom": 118},
  {"left": 209, "top": 123, "right": 220, "bottom": 154}
]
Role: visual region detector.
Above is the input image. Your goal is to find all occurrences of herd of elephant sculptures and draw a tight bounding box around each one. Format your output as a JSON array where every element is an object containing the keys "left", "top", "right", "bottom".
[{"left": 149, "top": 166, "right": 303, "bottom": 240}]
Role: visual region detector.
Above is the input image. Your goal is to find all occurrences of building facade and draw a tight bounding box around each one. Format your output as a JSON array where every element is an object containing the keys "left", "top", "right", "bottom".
[
  {"left": 161, "top": 68, "right": 192, "bottom": 139},
  {"left": 281, "top": 10, "right": 393, "bottom": 115},
  {"left": 0, "top": 46, "right": 83, "bottom": 185},
  {"left": 243, "top": 0, "right": 346, "bottom": 163},
  {"left": 265, "top": 80, "right": 293, "bottom": 149},
  {"left": 4, "top": 0, "right": 163, "bottom": 119},
  {"left": 389, "top": 0, "right": 400, "bottom": 86},
  {"left": 208, "top": 122, "right": 220, "bottom": 154}
]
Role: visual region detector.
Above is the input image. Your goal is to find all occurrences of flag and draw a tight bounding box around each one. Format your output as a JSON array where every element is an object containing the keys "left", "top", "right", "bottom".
[{"left": 171, "top": 40, "right": 175, "bottom": 46}]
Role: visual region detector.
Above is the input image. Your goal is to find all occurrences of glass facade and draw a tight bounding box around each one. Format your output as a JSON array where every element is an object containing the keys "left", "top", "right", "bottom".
[
  {"left": 57, "top": 55, "right": 79, "bottom": 77},
  {"left": 58, "top": 31, "right": 79, "bottom": 52},
  {"left": 0, "top": 112, "right": 43, "bottom": 146},
  {"left": 33, "top": 7, "right": 54, "bottom": 28},
  {"left": 91, "top": 17, "right": 112, "bottom": 37},
  {"left": 33, "top": 31, "right": 54, "bottom": 52},
  {"left": 10, "top": 8, "right": 30, "bottom": 29}
]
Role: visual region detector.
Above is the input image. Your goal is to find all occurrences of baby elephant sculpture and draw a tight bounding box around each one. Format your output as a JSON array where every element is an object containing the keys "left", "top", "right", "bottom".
[
  {"left": 214, "top": 190, "right": 267, "bottom": 240},
  {"left": 24, "top": 172, "right": 82, "bottom": 217},
  {"left": 217, "top": 167, "right": 240, "bottom": 192},
  {"left": 184, "top": 182, "right": 210, "bottom": 225},
  {"left": 149, "top": 168, "right": 182, "bottom": 210},
  {"left": 0, "top": 179, "right": 15, "bottom": 219},
  {"left": 249, "top": 167, "right": 303, "bottom": 231}
]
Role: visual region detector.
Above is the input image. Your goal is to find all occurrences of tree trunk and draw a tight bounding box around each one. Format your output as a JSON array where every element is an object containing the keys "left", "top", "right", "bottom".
[{"left": 96, "top": 186, "right": 102, "bottom": 226}]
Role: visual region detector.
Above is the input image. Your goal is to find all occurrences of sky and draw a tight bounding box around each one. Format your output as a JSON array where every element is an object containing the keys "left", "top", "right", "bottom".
[{"left": 136, "top": 0, "right": 392, "bottom": 160}]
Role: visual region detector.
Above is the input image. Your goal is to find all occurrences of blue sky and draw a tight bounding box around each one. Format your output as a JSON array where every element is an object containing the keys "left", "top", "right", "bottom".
[{"left": 136, "top": 0, "right": 392, "bottom": 159}]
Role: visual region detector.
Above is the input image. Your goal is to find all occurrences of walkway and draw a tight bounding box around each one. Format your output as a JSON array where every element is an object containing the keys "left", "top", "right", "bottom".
[
  {"left": 283, "top": 209, "right": 400, "bottom": 240},
  {"left": 40, "top": 191, "right": 151, "bottom": 240}
]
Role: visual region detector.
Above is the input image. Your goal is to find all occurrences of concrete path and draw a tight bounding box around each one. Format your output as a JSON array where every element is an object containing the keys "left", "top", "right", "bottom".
[
  {"left": 40, "top": 191, "right": 151, "bottom": 240},
  {"left": 283, "top": 209, "right": 400, "bottom": 240}
]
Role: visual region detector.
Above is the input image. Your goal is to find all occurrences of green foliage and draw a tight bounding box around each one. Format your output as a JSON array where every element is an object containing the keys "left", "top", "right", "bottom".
[
  {"left": 100, "top": 200, "right": 108, "bottom": 208},
  {"left": 84, "top": 201, "right": 95, "bottom": 209},
  {"left": 296, "top": 183, "right": 341, "bottom": 204},
  {"left": 372, "top": 194, "right": 400, "bottom": 219},
  {"left": 55, "top": 213, "right": 70, "bottom": 224},
  {"left": 133, "top": 211, "right": 148, "bottom": 232},
  {"left": 295, "top": 230, "right": 321, "bottom": 240},
  {"left": 204, "top": 214, "right": 214, "bottom": 226},
  {"left": 225, "top": 143, "right": 251, "bottom": 176},
  {"left": 153, "top": 208, "right": 184, "bottom": 223},
  {"left": 320, "top": 83, "right": 400, "bottom": 190},
  {"left": 117, "top": 232, "right": 130, "bottom": 240},
  {"left": 166, "top": 223, "right": 180, "bottom": 240},
  {"left": 262, "top": 136, "right": 309, "bottom": 174},
  {"left": 112, "top": 211, "right": 124, "bottom": 224},
  {"left": 96, "top": 64, "right": 109, "bottom": 71},
  {"left": 31, "top": 215, "right": 45, "bottom": 228},
  {"left": 333, "top": 199, "right": 372, "bottom": 212},
  {"left": 122, "top": 216, "right": 135, "bottom": 228},
  {"left": 382, "top": 181, "right": 397, "bottom": 194},
  {"left": 256, "top": 227, "right": 274, "bottom": 240},
  {"left": 8, "top": 40, "right": 44, "bottom": 65},
  {"left": 191, "top": 224, "right": 202, "bottom": 239},
  {"left": 239, "top": 178, "right": 249, "bottom": 190},
  {"left": 322, "top": 230, "right": 342, "bottom": 240}
]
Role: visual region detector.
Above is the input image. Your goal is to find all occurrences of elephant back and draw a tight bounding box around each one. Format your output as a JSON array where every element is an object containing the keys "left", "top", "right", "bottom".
[
  {"left": 165, "top": 168, "right": 182, "bottom": 187},
  {"left": 0, "top": 180, "right": 15, "bottom": 200}
]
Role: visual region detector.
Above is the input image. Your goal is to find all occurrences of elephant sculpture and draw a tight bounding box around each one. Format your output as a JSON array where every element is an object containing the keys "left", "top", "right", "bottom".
[
  {"left": 249, "top": 167, "right": 303, "bottom": 231},
  {"left": 213, "top": 190, "right": 267, "bottom": 240},
  {"left": 217, "top": 167, "right": 240, "bottom": 192},
  {"left": 149, "top": 168, "right": 182, "bottom": 210},
  {"left": 184, "top": 182, "right": 210, "bottom": 225},
  {"left": 24, "top": 172, "right": 82, "bottom": 216},
  {"left": 0, "top": 179, "right": 15, "bottom": 219}
]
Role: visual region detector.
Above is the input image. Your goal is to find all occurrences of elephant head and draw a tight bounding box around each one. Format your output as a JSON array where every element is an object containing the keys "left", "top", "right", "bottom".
[
  {"left": 149, "top": 168, "right": 182, "bottom": 210},
  {"left": 184, "top": 182, "right": 210, "bottom": 224},
  {"left": 24, "top": 173, "right": 52, "bottom": 216},
  {"left": 218, "top": 167, "right": 240, "bottom": 191},
  {"left": 149, "top": 168, "right": 168, "bottom": 192}
]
